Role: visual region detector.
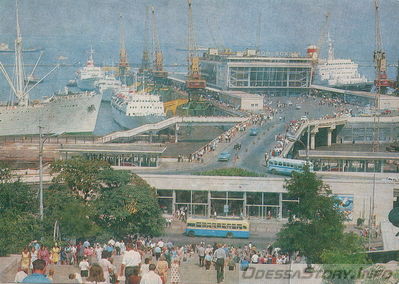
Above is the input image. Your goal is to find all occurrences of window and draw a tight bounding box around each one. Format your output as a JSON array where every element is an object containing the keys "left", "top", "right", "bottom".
[
  {"left": 278, "top": 162, "right": 282, "bottom": 166},
  {"left": 237, "top": 225, "right": 243, "bottom": 230},
  {"left": 217, "top": 223, "right": 222, "bottom": 228},
  {"left": 232, "top": 224, "right": 237, "bottom": 229},
  {"left": 227, "top": 224, "right": 232, "bottom": 229},
  {"left": 221, "top": 224, "right": 227, "bottom": 229},
  {"left": 243, "top": 225, "right": 248, "bottom": 229},
  {"left": 187, "top": 223, "right": 195, "bottom": 227}
]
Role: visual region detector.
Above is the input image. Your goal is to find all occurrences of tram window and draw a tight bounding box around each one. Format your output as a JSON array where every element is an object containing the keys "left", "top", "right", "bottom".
[
  {"left": 211, "top": 223, "right": 216, "bottom": 228},
  {"left": 187, "top": 223, "right": 195, "bottom": 227},
  {"left": 206, "top": 223, "right": 212, "bottom": 228},
  {"left": 232, "top": 224, "right": 237, "bottom": 229},
  {"left": 237, "top": 225, "right": 243, "bottom": 229},
  {"left": 243, "top": 225, "right": 248, "bottom": 229},
  {"left": 217, "top": 223, "right": 222, "bottom": 228},
  {"left": 221, "top": 224, "right": 227, "bottom": 229},
  {"left": 278, "top": 162, "right": 282, "bottom": 166},
  {"left": 227, "top": 224, "right": 232, "bottom": 229}
]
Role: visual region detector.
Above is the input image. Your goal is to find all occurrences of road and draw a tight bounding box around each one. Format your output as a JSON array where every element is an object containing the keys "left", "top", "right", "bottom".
[{"left": 131, "top": 95, "right": 363, "bottom": 175}]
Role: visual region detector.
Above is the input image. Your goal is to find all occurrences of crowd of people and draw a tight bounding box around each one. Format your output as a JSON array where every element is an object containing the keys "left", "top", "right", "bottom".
[{"left": 15, "top": 237, "right": 297, "bottom": 284}]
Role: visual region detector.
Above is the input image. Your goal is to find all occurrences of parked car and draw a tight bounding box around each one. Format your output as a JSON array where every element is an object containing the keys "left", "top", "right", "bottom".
[
  {"left": 296, "top": 105, "right": 302, "bottom": 110},
  {"left": 218, "top": 152, "right": 231, "bottom": 162},
  {"left": 300, "top": 116, "right": 308, "bottom": 121},
  {"left": 249, "top": 128, "right": 258, "bottom": 136}
]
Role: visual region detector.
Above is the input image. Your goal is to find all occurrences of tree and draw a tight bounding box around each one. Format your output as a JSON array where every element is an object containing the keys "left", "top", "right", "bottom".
[
  {"left": 275, "top": 168, "right": 348, "bottom": 264},
  {"left": 0, "top": 175, "right": 41, "bottom": 256},
  {"left": 43, "top": 184, "right": 100, "bottom": 240},
  {"left": 0, "top": 161, "right": 12, "bottom": 182},
  {"left": 50, "top": 158, "right": 110, "bottom": 201},
  {"left": 94, "top": 174, "right": 165, "bottom": 238}
]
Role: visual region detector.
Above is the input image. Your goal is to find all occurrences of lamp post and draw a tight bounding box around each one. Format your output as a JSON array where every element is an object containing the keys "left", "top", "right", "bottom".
[{"left": 39, "top": 127, "right": 63, "bottom": 221}]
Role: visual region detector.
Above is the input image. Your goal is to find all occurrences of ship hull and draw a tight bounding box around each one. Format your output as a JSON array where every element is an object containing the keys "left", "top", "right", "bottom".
[
  {"left": 0, "top": 92, "right": 101, "bottom": 136},
  {"left": 111, "top": 105, "right": 165, "bottom": 130},
  {"left": 77, "top": 77, "right": 97, "bottom": 91},
  {"left": 100, "top": 88, "right": 117, "bottom": 102}
]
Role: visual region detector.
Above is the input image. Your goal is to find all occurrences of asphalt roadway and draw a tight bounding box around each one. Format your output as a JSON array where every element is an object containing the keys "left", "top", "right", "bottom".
[{"left": 133, "top": 95, "right": 354, "bottom": 176}]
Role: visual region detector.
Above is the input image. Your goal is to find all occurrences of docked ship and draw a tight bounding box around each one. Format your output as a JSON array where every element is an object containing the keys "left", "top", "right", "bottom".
[
  {"left": 0, "top": 1, "right": 101, "bottom": 136},
  {"left": 76, "top": 48, "right": 105, "bottom": 91},
  {"left": 111, "top": 85, "right": 165, "bottom": 129},
  {"left": 96, "top": 74, "right": 122, "bottom": 102},
  {"left": 316, "top": 35, "right": 370, "bottom": 89}
]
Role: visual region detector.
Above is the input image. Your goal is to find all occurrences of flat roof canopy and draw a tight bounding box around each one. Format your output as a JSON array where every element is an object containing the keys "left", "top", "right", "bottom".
[
  {"left": 58, "top": 143, "right": 167, "bottom": 154},
  {"left": 298, "top": 150, "right": 399, "bottom": 160}
]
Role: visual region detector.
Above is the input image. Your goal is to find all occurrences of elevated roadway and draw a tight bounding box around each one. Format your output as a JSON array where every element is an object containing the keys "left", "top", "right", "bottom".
[{"left": 99, "top": 116, "right": 249, "bottom": 143}]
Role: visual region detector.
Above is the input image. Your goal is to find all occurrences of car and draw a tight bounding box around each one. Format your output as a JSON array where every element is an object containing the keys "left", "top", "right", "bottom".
[
  {"left": 295, "top": 105, "right": 302, "bottom": 110},
  {"left": 249, "top": 128, "right": 258, "bottom": 136},
  {"left": 300, "top": 116, "right": 308, "bottom": 121},
  {"left": 218, "top": 152, "right": 231, "bottom": 162},
  {"left": 287, "top": 101, "right": 293, "bottom": 106}
]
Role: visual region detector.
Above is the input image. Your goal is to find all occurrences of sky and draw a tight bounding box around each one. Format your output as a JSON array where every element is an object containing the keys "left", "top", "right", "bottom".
[{"left": 0, "top": 0, "right": 399, "bottom": 76}]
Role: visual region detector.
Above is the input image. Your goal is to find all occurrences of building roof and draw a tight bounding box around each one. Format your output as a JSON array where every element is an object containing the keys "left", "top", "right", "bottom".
[
  {"left": 298, "top": 150, "right": 399, "bottom": 160},
  {"left": 58, "top": 143, "right": 167, "bottom": 154},
  {"left": 222, "top": 91, "right": 263, "bottom": 100}
]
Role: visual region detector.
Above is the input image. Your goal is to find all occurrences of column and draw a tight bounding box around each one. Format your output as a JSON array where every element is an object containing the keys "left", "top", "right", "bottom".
[
  {"left": 310, "top": 134, "right": 316, "bottom": 150},
  {"left": 175, "top": 123, "right": 179, "bottom": 143},
  {"left": 243, "top": 192, "right": 247, "bottom": 217},
  {"left": 172, "top": 190, "right": 176, "bottom": 214},
  {"left": 327, "top": 129, "right": 333, "bottom": 147},
  {"left": 207, "top": 191, "right": 211, "bottom": 218},
  {"left": 380, "top": 160, "right": 384, "bottom": 173},
  {"left": 278, "top": 193, "right": 283, "bottom": 220}
]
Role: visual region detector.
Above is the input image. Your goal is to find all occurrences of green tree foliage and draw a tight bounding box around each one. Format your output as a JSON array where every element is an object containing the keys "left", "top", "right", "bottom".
[
  {"left": 43, "top": 184, "right": 100, "bottom": 240},
  {"left": 50, "top": 158, "right": 110, "bottom": 201},
  {"left": 0, "top": 179, "right": 41, "bottom": 256},
  {"left": 276, "top": 168, "right": 362, "bottom": 264},
  {"left": 0, "top": 162, "right": 12, "bottom": 182},
  {"left": 95, "top": 174, "right": 164, "bottom": 238}
]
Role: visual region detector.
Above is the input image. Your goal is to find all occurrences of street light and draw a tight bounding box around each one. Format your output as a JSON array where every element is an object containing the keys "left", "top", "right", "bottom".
[{"left": 39, "top": 126, "right": 64, "bottom": 221}]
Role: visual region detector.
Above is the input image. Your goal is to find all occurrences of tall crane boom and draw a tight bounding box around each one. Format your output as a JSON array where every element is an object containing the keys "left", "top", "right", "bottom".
[
  {"left": 186, "top": 0, "right": 206, "bottom": 90},
  {"left": 373, "top": 0, "right": 393, "bottom": 90},
  {"left": 118, "top": 15, "right": 130, "bottom": 85},
  {"left": 151, "top": 6, "right": 167, "bottom": 79},
  {"left": 139, "top": 7, "right": 151, "bottom": 74}
]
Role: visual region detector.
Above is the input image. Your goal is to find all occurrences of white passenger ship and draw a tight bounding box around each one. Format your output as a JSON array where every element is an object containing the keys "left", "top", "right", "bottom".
[
  {"left": 111, "top": 85, "right": 165, "bottom": 129},
  {"left": 317, "top": 35, "right": 368, "bottom": 87},
  {"left": 76, "top": 48, "right": 105, "bottom": 91}
]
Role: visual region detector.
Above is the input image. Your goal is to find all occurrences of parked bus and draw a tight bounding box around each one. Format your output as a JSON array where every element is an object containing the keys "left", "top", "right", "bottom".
[
  {"left": 266, "top": 157, "right": 313, "bottom": 175},
  {"left": 185, "top": 217, "right": 250, "bottom": 238}
]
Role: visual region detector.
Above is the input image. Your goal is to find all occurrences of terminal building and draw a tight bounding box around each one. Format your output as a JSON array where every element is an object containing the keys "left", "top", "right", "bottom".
[{"left": 200, "top": 48, "right": 313, "bottom": 95}]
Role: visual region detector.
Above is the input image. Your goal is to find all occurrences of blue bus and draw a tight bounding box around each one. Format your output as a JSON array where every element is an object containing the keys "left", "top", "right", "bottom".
[
  {"left": 266, "top": 157, "right": 313, "bottom": 176},
  {"left": 185, "top": 218, "right": 250, "bottom": 238}
]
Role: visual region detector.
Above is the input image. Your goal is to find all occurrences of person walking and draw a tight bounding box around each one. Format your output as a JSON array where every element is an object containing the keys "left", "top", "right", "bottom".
[
  {"left": 20, "top": 247, "right": 31, "bottom": 272},
  {"left": 155, "top": 255, "right": 169, "bottom": 284},
  {"left": 213, "top": 244, "right": 227, "bottom": 283},
  {"left": 170, "top": 258, "right": 181, "bottom": 284},
  {"left": 140, "top": 264, "right": 162, "bottom": 284},
  {"left": 197, "top": 245, "right": 205, "bottom": 267},
  {"left": 86, "top": 263, "right": 107, "bottom": 284},
  {"left": 119, "top": 243, "right": 141, "bottom": 281}
]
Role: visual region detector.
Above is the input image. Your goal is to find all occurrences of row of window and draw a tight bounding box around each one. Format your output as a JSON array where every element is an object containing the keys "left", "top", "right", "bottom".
[
  {"left": 269, "top": 161, "right": 304, "bottom": 169},
  {"left": 187, "top": 222, "right": 248, "bottom": 230}
]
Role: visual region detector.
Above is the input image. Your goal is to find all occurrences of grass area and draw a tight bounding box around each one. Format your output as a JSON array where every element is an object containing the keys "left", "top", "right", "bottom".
[{"left": 193, "top": 168, "right": 264, "bottom": 177}]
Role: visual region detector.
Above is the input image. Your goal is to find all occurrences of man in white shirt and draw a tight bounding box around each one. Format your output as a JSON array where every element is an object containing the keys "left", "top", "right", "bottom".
[
  {"left": 14, "top": 268, "right": 28, "bottom": 283},
  {"left": 157, "top": 239, "right": 164, "bottom": 248},
  {"left": 114, "top": 241, "right": 121, "bottom": 255},
  {"left": 119, "top": 244, "right": 141, "bottom": 280},
  {"left": 140, "top": 264, "right": 162, "bottom": 284},
  {"left": 251, "top": 253, "right": 259, "bottom": 264}
]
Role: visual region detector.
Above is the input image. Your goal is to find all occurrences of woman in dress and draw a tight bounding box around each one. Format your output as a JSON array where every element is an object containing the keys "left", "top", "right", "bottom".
[
  {"left": 156, "top": 255, "right": 169, "bottom": 284},
  {"left": 38, "top": 246, "right": 50, "bottom": 266},
  {"left": 170, "top": 258, "right": 181, "bottom": 284},
  {"left": 86, "top": 263, "right": 107, "bottom": 284},
  {"left": 51, "top": 244, "right": 61, "bottom": 265},
  {"left": 30, "top": 247, "right": 37, "bottom": 270},
  {"left": 20, "top": 247, "right": 31, "bottom": 271}
]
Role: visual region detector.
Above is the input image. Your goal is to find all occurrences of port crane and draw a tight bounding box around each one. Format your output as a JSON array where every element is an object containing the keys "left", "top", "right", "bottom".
[
  {"left": 118, "top": 15, "right": 130, "bottom": 85},
  {"left": 151, "top": 7, "right": 168, "bottom": 79},
  {"left": 139, "top": 7, "right": 151, "bottom": 75},
  {"left": 373, "top": 0, "right": 395, "bottom": 91},
  {"left": 186, "top": 0, "right": 206, "bottom": 91}
]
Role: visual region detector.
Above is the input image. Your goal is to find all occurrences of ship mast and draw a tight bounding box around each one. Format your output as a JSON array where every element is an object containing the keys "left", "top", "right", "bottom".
[
  {"left": 15, "top": 0, "right": 27, "bottom": 106},
  {"left": 327, "top": 33, "right": 334, "bottom": 61}
]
